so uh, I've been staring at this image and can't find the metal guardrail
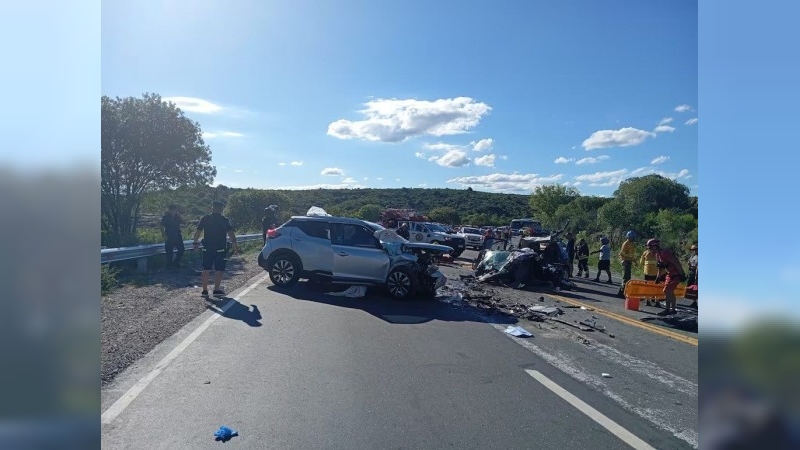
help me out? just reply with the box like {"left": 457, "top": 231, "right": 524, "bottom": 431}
{"left": 100, "top": 234, "right": 262, "bottom": 264}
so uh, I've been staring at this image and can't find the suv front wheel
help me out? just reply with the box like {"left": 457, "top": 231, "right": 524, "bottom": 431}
{"left": 386, "top": 266, "right": 416, "bottom": 300}
{"left": 268, "top": 252, "right": 301, "bottom": 287}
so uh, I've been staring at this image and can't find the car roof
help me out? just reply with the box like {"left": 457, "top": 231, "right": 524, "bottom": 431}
{"left": 289, "top": 215, "right": 367, "bottom": 225}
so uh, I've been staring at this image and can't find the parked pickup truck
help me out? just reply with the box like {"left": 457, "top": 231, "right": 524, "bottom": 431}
{"left": 396, "top": 220, "right": 465, "bottom": 258}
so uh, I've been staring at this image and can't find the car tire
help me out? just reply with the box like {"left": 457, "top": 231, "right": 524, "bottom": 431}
{"left": 386, "top": 266, "right": 416, "bottom": 300}
{"left": 268, "top": 252, "right": 301, "bottom": 287}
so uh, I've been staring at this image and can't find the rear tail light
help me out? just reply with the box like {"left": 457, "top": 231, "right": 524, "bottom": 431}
{"left": 267, "top": 228, "right": 281, "bottom": 239}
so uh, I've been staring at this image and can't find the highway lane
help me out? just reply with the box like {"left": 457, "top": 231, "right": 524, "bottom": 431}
{"left": 102, "top": 270, "right": 695, "bottom": 449}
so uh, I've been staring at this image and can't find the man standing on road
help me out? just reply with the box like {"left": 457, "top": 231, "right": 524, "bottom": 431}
{"left": 592, "top": 237, "right": 613, "bottom": 284}
{"left": 565, "top": 232, "right": 576, "bottom": 278}
{"left": 262, "top": 205, "right": 277, "bottom": 244}
{"left": 193, "top": 200, "right": 238, "bottom": 298}
{"left": 648, "top": 238, "right": 687, "bottom": 316}
{"left": 160, "top": 204, "right": 184, "bottom": 269}
{"left": 617, "top": 231, "right": 637, "bottom": 297}
{"left": 576, "top": 238, "right": 590, "bottom": 278}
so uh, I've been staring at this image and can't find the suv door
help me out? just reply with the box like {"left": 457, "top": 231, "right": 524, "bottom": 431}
{"left": 331, "top": 222, "right": 390, "bottom": 283}
{"left": 291, "top": 219, "right": 333, "bottom": 274}
{"left": 410, "top": 222, "right": 427, "bottom": 242}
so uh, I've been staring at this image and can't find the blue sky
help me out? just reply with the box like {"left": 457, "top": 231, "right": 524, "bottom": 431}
{"left": 101, "top": 0, "right": 697, "bottom": 197}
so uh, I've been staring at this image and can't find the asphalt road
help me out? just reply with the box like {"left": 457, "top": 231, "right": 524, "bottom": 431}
{"left": 102, "top": 248, "right": 697, "bottom": 449}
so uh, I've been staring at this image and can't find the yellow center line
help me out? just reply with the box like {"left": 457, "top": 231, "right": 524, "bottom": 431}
{"left": 549, "top": 293, "right": 698, "bottom": 346}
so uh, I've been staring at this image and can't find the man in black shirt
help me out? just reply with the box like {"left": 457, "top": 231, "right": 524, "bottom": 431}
{"left": 262, "top": 205, "right": 277, "bottom": 244}
{"left": 160, "top": 204, "right": 184, "bottom": 269}
{"left": 193, "top": 200, "right": 238, "bottom": 297}
{"left": 565, "top": 232, "right": 576, "bottom": 278}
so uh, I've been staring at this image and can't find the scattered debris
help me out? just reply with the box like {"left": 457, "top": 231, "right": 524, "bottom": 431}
{"left": 529, "top": 305, "right": 562, "bottom": 316}
{"left": 203, "top": 381, "right": 211, "bottom": 385}
{"left": 214, "top": 426, "right": 239, "bottom": 442}
{"left": 326, "top": 285, "right": 367, "bottom": 298}
{"left": 549, "top": 318, "right": 593, "bottom": 331}
{"left": 504, "top": 325, "right": 533, "bottom": 337}
{"left": 602, "top": 373, "right": 612, "bottom": 378}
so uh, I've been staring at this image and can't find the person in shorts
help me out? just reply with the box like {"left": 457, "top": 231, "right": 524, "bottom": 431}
{"left": 193, "top": 200, "right": 238, "bottom": 297}
{"left": 592, "top": 237, "right": 613, "bottom": 284}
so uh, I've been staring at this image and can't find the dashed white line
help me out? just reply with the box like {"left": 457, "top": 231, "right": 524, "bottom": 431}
{"left": 101, "top": 273, "right": 270, "bottom": 425}
{"left": 526, "top": 370, "right": 656, "bottom": 450}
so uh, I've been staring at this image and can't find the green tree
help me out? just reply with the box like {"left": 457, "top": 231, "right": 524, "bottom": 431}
{"left": 613, "top": 175, "right": 691, "bottom": 227}
{"left": 529, "top": 184, "right": 581, "bottom": 227}
{"left": 427, "top": 206, "right": 460, "bottom": 225}
{"left": 101, "top": 93, "right": 216, "bottom": 246}
{"left": 225, "top": 190, "right": 291, "bottom": 231}
{"left": 553, "top": 196, "right": 610, "bottom": 234}
{"left": 356, "top": 204, "right": 382, "bottom": 222}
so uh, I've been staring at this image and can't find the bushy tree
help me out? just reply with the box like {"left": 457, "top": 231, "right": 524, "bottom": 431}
{"left": 101, "top": 93, "right": 215, "bottom": 246}
{"left": 529, "top": 185, "right": 581, "bottom": 227}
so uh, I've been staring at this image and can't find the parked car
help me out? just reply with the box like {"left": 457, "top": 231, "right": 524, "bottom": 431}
{"left": 258, "top": 215, "right": 452, "bottom": 299}
{"left": 394, "top": 220, "right": 466, "bottom": 258}
{"left": 509, "top": 218, "right": 546, "bottom": 237}
{"left": 457, "top": 226, "right": 484, "bottom": 250}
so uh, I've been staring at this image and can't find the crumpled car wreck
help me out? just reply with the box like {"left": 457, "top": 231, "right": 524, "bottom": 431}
{"left": 472, "top": 247, "right": 575, "bottom": 291}
{"left": 374, "top": 229, "right": 450, "bottom": 298}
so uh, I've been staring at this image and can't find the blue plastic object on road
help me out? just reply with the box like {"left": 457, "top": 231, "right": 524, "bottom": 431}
{"left": 214, "top": 425, "right": 238, "bottom": 442}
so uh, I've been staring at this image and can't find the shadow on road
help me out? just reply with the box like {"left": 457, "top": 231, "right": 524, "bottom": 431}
{"left": 206, "top": 298, "right": 262, "bottom": 327}
{"left": 267, "top": 282, "right": 517, "bottom": 326}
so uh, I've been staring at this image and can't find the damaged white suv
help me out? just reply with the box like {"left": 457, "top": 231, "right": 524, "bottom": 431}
{"left": 258, "top": 214, "right": 452, "bottom": 299}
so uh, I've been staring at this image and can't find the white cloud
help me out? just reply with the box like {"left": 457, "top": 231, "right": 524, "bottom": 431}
{"left": 499, "top": 155, "right": 508, "bottom": 160}
{"left": 471, "top": 138, "right": 494, "bottom": 151}
{"left": 321, "top": 167, "right": 344, "bottom": 176}
{"left": 202, "top": 131, "right": 244, "bottom": 139}
{"left": 395, "top": 178, "right": 401, "bottom": 182}
{"left": 418, "top": 183, "right": 428, "bottom": 187}
{"left": 415, "top": 152, "right": 427, "bottom": 159}
{"left": 674, "top": 104, "right": 693, "bottom": 112}
{"left": 342, "top": 177, "right": 357, "bottom": 184}
{"left": 233, "top": 169, "right": 243, "bottom": 173}
{"left": 327, "top": 97, "right": 491, "bottom": 142}
{"left": 290, "top": 161, "right": 303, "bottom": 166}
{"left": 685, "top": 118, "right": 698, "bottom": 126}
{"left": 575, "top": 155, "right": 610, "bottom": 165}
{"left": 376, "top": 177, "right": 384, "bottom": 181}
{"left": 653, "top": 125, "right": 676, "bottom": 134}
{"left": 164, "top": 96, "right": 224, "bottom": 114}
{"left": 651, "top": 155, "right": 670, "bottom": 165}
{"left": 363, "top": 177, "right": 369, "bottom": 181}
{"left": 423, "top": 142, "right": 463, "bottom": 152}
{"left": 554, "top": 157, "right": 574, "bottom": 164}
{"left": 432, "top": 150, "right": 471, "bottom": 168}
{"left": 658, "top": 117, "right": 673, "bottom": 126}
{"left": 574, "top": 169, "right": 629, "bottom": 186}
{"left": 447, "top": 172, "right": 564, "bottom": 193}
{"left": 278, "top": 162, "right": 286, "bottom": 166}
{"left": 474, "top": 154, "right": 496, "bottom": 167}
{"left": 582, "top": 127, "right": 655, "bottom": 150}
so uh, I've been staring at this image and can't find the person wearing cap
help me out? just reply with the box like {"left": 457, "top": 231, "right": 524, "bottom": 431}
{"left": 193, "top": 200, "right": 237, "bottom": 298}
{"left": 262, "top": 205, "right": 278, "bottom": 244}
{"left": 565, "top": 232, "right": 576, "bottom": 278}
{"left": 617, "top": 231, "right": 638, "bottom": 297}
{"left": 640, "top": 244, "right": 664, "bottom": 307}
{"left": 591, "top": 237, "right": 613, "bottom": 284}
{"left": 647, "top": 238, "right": 687, "bottom": 316}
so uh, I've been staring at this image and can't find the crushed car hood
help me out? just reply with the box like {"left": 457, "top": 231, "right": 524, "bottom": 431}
{"left": 403, "top": 242, "right": 453, "bottom": 253}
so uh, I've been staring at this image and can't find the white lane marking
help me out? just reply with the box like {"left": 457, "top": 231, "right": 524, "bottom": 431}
{"left": 101, "top": 273, "right": 270, "bottom": 425}
{"left": 489, "top": 323, "right": 698, "bottom": 448}
{"left": 526, "top": 370, "right": 656, "bottom": 450}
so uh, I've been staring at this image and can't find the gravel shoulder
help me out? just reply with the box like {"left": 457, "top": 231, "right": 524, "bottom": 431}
{"left": 101, "top": 249, "right": 265, "bottom": 385}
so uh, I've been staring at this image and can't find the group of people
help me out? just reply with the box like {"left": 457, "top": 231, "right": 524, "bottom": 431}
{"left": 562, "top": 231, "right": 698, "bottom": 314}
{"left": 160, "top": 201, "right": 239, "bottom": 298}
